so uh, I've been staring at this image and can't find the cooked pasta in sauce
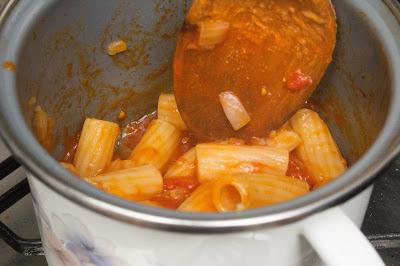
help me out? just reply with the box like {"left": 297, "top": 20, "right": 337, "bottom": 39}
{"left": 51, "top": 93, "right": 347, "bottom": 212}
{"left": 29, "top": 1, "right": 343, "bottom": 213}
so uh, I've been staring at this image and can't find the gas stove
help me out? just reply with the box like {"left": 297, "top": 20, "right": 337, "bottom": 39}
{"left": 0, "top": 139, "right": 399, "bottom": 265}
{"left": 0, "top": 140, "right": 45, "bottom": 265}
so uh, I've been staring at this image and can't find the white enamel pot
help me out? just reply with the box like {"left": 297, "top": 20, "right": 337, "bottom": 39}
{"left": 0, "top": 0, "right": 400, "bottom": 265}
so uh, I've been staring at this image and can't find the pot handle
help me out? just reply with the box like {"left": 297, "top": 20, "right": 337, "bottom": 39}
{"left": 301, "top": 207, "right": 384, "bottom": 266}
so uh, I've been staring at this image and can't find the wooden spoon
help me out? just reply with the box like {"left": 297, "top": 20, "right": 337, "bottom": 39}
{"left": 174, "top": 0, "right": 337, "bottom": 141}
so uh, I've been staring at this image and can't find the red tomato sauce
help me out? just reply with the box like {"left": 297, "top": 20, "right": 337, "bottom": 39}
{"left": 286, "top": 152, "right": 315, "bottom": 188}
{"left": 151, "top": 177, "right": 199, "bottom": 209}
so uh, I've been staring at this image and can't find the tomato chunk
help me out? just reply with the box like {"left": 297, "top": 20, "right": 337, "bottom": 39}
{"left": 151, "top": 177, "right": 199, "bottom": 209}
{"left": 286, "top": 70, "right": 313, "bottom": 90}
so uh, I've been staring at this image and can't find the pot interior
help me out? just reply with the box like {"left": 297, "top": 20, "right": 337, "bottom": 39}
{"left": 15, "top": 0, "right": 391, "bottom": 165}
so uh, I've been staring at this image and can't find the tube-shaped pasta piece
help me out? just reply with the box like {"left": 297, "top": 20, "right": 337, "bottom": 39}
{"left": 213, "top": 174, "right": 309, "bottom": 210}
{"left": 178, "top": 182, "right": 217, "bottom": 212}
{"left": 74, "top": 118, "right": 120, "bottom": 177}
{"left": 196, "top": 143, "right": 289, "bottom": 183}
{"left": 60, "top": 162, "right": 78, "bottom": 175}
{"left": 164, "top": 148, "right": 196, "bottom": 179}
{"left": 212, "top": 177, "right": 250, "bottom": 212}
{"left": 129, "top": 119, "right": 181, "bottom": 170}
{"left": 290, "top": 109, "right": 347, "bottom": 187}
{"left": 243, "top": 173, "right": 309, "bottom": 208}
{"left": 33, "top": 105, "right": 54, "bottom": 151}
{"left": 266, "top": 126, "right": 301, "bottom": 152}
{"left": 106, "top": 159, "right": 137, "bottom": 172}
{"left": 87, "top": 165, "right": 163, "bottom": 201}
{"left": 158, "top": 94, "right": 187, "bottom": 130}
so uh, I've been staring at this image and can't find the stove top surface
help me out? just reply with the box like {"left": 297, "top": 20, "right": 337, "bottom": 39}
{"left": 362, "top": 156, "right": 400, "bottom": 265}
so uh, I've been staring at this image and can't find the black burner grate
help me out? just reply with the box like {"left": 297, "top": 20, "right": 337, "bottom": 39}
{"left": 0, "top": 157, "right": 43, "bottom": 256}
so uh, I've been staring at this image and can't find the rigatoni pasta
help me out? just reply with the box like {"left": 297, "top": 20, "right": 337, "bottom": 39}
{"left": 212, "top": 177, "right": 249, "bottom": 212}
{"left": 266, "top": 126, "right": 301, "bottom": 152}
{"left": 106, "top": 159, "right": 137, "bottom": 172}
{"left": 33, "top": 105, "right": 54, "bottom": 152}
{"left": 87, "top": 165, "right": 163, "bottom": 201}
{"left": 196, "top": 143, "right": 289, "bottom": 183}
{"left": 129, "top": 119, "right": 181, "bottom": 170}
{"left": 74, "top": 118, "right": 120, "bottom": 177}
{"left": 229, "top": 174, "right": 310, "bottom": 208}
{"left": 157, "top": 93, "right": 187, "bottom": 130}
{"left": 54, "top": 86, "right": 346, "bottom": 213}
{"left": 212, "top": 174, "right": 309, "bottom": 211}
{"left": 290, "top": 109, "right": 347, "bottom": 187}
{"left": 164, "top": 148, "right": 196, "bottom": 179}
{"left": 178, "top": 182, "right": 217, "bottom": 212}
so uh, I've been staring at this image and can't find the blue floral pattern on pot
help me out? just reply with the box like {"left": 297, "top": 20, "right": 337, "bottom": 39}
{"left": 32, "top": 199, "right": 129, "bottom": 266}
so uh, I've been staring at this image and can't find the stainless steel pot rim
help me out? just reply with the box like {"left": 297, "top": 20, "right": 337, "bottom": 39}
{"left": 0, "top": 0, "right": 399, "bottom": 233}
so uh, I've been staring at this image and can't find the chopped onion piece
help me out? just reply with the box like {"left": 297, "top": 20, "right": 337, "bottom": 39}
{"left": 199, "top": 21, "right": 230, "bottom": 47}
{"left": 107, "top": 40, "right": 128, "bottom": 56}
{"left": 219, "top": 91, "right": 251, "bottom": 131}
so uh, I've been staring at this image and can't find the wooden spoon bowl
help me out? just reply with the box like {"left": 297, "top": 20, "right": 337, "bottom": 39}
{"left": 174, "top": 0, "right": 337, "bottom": 141}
